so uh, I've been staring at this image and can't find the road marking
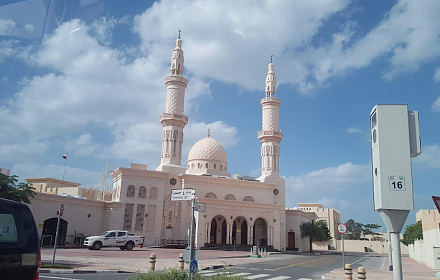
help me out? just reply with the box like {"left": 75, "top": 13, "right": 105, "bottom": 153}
{"left": 231, "top": 272, "right": 251, "bottom": 277}
{"left": 40, "top": 276, "right": 84, "bottom": 280}
{"left": 274, "top": 256, "right": 332, "bottom": 271}
{"left": 297, "top": 278, "right": 312, "bottom": 280}
{"left": 264, "top": 268, "right": 275, "bottom": 271}
{"left": 200, "top": 271, "right": 232, "bottom": 276}
{"left": 247, "top": 274, "right": 271, "bottom": 279}
{"left": 249, "top": 267, "right": 260, "bottom": 270}
{"left": 267, "top": 276, "right": 291, "bottom": 280}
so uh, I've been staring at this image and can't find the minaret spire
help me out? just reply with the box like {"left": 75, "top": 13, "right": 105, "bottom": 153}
{"left": 157, "top": 31, "right": 188, "bottom": 171}
{"left": 170, "top": 29, "right": 184, "bottom": 76}
{"left": 258, "top": 56, "right": 283, "bottom": 178}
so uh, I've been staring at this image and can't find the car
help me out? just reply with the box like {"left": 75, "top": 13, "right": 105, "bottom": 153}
{"left": 0, "top": 198, "right": 41, "bottom": 280}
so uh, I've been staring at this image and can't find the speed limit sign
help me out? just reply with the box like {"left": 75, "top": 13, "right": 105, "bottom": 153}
{"left": 337, "top": 223, "right": 347, "bottom": 234}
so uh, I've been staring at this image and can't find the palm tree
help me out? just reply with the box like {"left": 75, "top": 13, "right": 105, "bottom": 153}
{"left": 0, "top": 173, "right": 36, "bottom": 204}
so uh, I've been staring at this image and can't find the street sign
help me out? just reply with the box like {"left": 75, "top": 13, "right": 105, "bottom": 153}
{"left": 60, "top": 204, "right": 64, "bottom": 216}
{"left": 337, "top": 223, "right": 347, "bottom": 234}
{"left": 195, "top": 202, "right": 206, "bottom": 213}
{"left": 433, "top": 196, "right": 440, "bottom": 214}
{"left": 183, "top": 246, "right": 199, "bottom": 262}
{"left": 171, "top": 189, "right": 194, "bottom": 201}
{"left": 190, "top": 259, "right": 198, "bottom": 273}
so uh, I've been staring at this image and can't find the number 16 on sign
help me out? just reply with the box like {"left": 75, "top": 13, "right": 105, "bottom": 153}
{"left": 388, "top": 176, "right": 405, "bottom": 191}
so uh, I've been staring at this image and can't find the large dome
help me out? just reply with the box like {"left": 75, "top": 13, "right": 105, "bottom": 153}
{"left": 186, "top": 137, "right": 229, "bottom": 177}
{"left": 188, "top": 137, "right": 227, "bottom": 163}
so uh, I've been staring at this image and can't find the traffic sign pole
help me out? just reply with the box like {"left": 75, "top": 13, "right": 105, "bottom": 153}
{"left": 337, "top": 223, "right": 347, "bottom": 269}
{"left": 189, "top": 190, "right": 196, "bottom": 277}
{"left": 52, "top": 203, "right": 64, "bottom": 264}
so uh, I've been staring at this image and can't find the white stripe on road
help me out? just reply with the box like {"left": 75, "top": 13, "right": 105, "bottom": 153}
{"left": 231, "top": 272, "right": 251, "bottom": 277}
{"left": 200, "top": 271, "right": 232, "bottom": 277}
{"left": 247, "top": 273, "right": 271, "bottom": 279}
{"left": 249, "top": 267, "right": 260, "bottom": 270}
{"left": 267, "top": 276, "right": 291, "bottom": 280}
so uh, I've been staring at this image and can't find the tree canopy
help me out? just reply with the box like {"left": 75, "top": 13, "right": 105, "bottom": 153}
{"left": 344, "top": 219, "right": 381, "bottom": 240}
{"left": 300, "top": 220, "right": 332, "bottom": 252}
{"left": 0, "top": 173, "right": 36, "bottom": 204}
{"left": 401, "top": 220, "right": 423, "bottom": 246}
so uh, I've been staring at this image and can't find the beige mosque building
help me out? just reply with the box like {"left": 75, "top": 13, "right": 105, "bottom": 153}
{"left": 25, "top": 35, "right": 340, "bottom": 252}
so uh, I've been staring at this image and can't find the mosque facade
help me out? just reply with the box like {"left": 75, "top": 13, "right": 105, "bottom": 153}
{"left": 110, "top": 35, "right": 286, "bottom": 250}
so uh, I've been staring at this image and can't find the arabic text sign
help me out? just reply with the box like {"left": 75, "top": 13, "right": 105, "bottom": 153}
{"left": 171, "top": 189, "right": 194, "bottom": 201}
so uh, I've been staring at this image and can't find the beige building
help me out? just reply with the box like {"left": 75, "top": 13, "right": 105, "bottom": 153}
{"left": 297, "top": 203, "right": 341, "bottom": 243}
{"left": 409, "top": 209, "right": 440, "bottom": 269}
{"left": 24, "top": 35, "right": 338, "bottom": 252}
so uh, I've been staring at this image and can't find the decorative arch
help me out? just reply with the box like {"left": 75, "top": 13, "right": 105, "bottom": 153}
{"left": 127, "top": 185, "right": 135, "bottom": 197}
{"left": 138, "top": 186, "right": 146, "bottom": 198}
{"left": 224, "top": 194, "right": 236, "bottom": 201}
{"left": 253, "top": 218, "right": 268, "bottom": 246}
{"left": 243, "top": 196, "right": 254, "bottom": 202}
{"left": 210, "top": 215, "right": 227, "bottom": 244}
{"left": 205, "top": 192, "right": 217, "bottom": 199}
{"left": 149, "top": 187, "right": 158, "bottom": 199}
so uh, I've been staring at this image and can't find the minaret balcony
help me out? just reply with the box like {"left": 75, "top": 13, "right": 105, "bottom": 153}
{"left": 258, "top": 130, "right": 283, "bottom": 142}
{"left": 160, "top": 112, "right": 188, "bottom": 126}
{"left": 261, "top": 97, "right": 281, "bottom": 106}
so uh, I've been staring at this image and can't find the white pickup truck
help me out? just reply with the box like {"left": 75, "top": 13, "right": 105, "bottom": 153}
{"left": 84, "top": 230, "right": 143, "bottom": 250}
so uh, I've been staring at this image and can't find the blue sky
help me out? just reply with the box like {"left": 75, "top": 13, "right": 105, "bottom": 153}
{"left": 1, "top": 0, "right": 440, "bottom": 229}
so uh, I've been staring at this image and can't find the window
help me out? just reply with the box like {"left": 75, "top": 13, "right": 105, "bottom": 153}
{"left": 205, "top": 192, "right": 217, "bottom": 199}
{"left": 224, "top": 194, "right": 236, "bottom": 200}
{"left": 127, "top": 185, "right": 135, "bottom": 197}
{"left": 243, "top": 196, "right": 254, "bottom": 202}
{"left": 138, "top": 186, "right": 146, "bottom": 198}
{"left": 149, "top": 187, "right": 158, "bottom": 199}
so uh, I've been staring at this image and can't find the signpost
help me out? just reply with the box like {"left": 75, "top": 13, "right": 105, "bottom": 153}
{"left": 338, "top": 223, "right": 347, "bottom": 269}
{"left": 52, "top": 203, "right": 64, "bottom": 264}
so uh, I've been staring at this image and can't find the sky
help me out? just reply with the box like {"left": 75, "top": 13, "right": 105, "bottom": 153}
{"left": 1, "top": 0, "right": 440, "bottom": 230}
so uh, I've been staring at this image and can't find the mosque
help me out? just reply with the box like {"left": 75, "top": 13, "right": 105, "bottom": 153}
{"left": 25, "top": 35, "right": 340, "bottom": 252}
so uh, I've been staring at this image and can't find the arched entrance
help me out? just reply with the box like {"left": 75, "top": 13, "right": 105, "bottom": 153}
{"left": 253, "top": 218, "right": 267, "bottom": 246}
{"left": 232, "top": 217, "right": 248, "bottom": 245}
{"left": 41, "top": 218, "right": 68, "bottom": 246}
{"left": 210, "top": 215, "right": 226, "bottom": 244}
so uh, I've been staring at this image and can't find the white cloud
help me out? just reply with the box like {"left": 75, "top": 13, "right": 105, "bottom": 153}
{"left": 413, "top": 144, "right": 440, "bottom": 169}
{"left": 11, "top": 163, "right": 102, "bottom": 188}
{"left": 131, "top": 0, "right": 440, "bottom": 94}
{"left": 434, "top": 67, "right": 440, "bottom": 82}
{"left": 347, "top": 127, "right": 364, "bottom": 134}
{"left": 433, "top": 97, "right": 440, "bottom": 112}
{"left": 285, "top": 162, "right": 371, "bottom": 203}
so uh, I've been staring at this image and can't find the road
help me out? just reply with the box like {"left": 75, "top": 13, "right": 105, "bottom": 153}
{"left": 40, "top": 252, "right": 385, "bottom": 280}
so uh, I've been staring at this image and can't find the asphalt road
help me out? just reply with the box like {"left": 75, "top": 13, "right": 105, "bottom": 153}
{"left": 40, "top": 252, "right": 385, "bottom": 280}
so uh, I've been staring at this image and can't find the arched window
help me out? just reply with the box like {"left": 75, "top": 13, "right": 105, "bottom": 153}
{"left": 206, "top": 163, "right": 209, "bottom": 168}
{"left": 126, "top": 185, "right": 135, "bottom": 197}
{"left": 224, "top": 194, "right": 236, "bottom": 201}
{"left": 149, "top": 187, "right": 158, "bottom": 199}
{"left": 205, "top": 192, "right": 217, "bottom": 199}
{"left": 243, "top": 196, "right": 254, "bottom": 202}
{"left": 138, "top": 186, "right": 146, "bottom": 198}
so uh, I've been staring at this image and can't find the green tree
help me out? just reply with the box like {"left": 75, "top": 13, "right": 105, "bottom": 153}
{"left": 345, "top": 219, "right": 363, "bottom": 240}
{"left": 362, "top": 223, "right": 382, "bottom": 239}
{"left": 0, "top": 173, "right": 36, "bottom": 204}
{"left": 401, "top": 220, "right": 423, "bottom": 246}
{"left": 300, "top": 220, "right": 332, "bottom": 252}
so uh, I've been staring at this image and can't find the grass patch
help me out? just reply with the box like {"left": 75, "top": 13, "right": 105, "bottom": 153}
{"left": 128, "top": 268, "right": 248, "bottom": 280}
{"left": 41, "top": 263, "right": 73, "bottom": 269}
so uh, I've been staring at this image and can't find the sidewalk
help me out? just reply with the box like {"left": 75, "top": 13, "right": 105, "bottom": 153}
{"left": 41, "top": 247, "right": 274, "bottom": 273}
{"left": 323, "top": 255, "right": 437, "bottom": 280}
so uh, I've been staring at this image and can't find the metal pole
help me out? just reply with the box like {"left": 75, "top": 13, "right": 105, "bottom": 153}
{"left": 342, "top": 233, "right": 345, "bottom": 269}
{"left": 390, "top": 232, "right": 403, "bottom": 280}
{"left": 388, "top": 232, "right": 393, "bottom": 271}
{"left": 189, "top": 190, "right": 195, "bottom": 266}
{"left": 52, "top": 206, "right": 61, "bottom": 264}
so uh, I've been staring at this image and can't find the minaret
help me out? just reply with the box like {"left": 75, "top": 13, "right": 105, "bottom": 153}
{"left": 258, "top": 56, "right": 283, "bottom": 178}
{"left": 157, "top": 31, "right": 188, "bottom": 171}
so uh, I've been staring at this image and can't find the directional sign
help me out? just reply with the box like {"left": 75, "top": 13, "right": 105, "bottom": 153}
{"left": 171, "top": 189, "right": 194, "bottom": 201}
{"left": 337, "top": 223, "right": 347, "bottom": 234}
{"left": 195, "top": 202, "right": 206, "bottom": 213}
{"left": 190, "top": 260, "right": 198, "bottom": 273}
